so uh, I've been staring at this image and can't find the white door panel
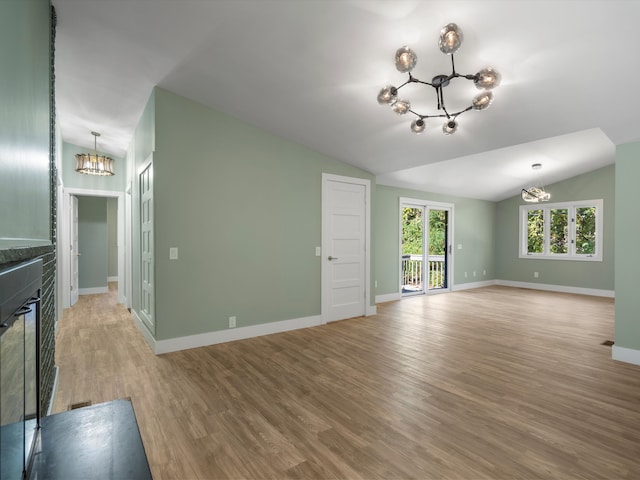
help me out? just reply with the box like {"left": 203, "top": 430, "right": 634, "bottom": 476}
{"left": 322, "top": 177, "right": 368, "bottom": 322}
{"left": 139, "top": 161, "right": 154, "bottom": 330}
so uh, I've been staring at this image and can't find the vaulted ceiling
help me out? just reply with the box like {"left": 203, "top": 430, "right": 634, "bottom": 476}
{"left": 53, "top": 0, "right": 637, "bottom": 201}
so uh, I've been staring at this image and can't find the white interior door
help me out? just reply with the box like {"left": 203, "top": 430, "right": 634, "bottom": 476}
{"left": 322, "top": 176, "right": 367, "bottom": 322}
{"left": 139, "top": 161, "right": 154, "bottom": 329}
{"left": 70, "top": 195, "right": 79, "bottom": 306}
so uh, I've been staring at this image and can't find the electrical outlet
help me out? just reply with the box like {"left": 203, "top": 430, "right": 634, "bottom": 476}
{"left": 229, "top": 316, "right": 236, "bottom": 328}
{"left": 473, "top": 271, "right": 476, "bottom": 277}
{"left": 169, "top": 247, "right": 178, "bottom": 260}
{"left": 464, "top": 272, "right": 468, "bottom": 278}
{"left": 374, "top": 280, "right": 378, "bottom": 288}
{"left": 483, "top": 270, "right": 486, "bottom": 276}
{"left": 534, "top": 272, "right": 539, "bottom": 278}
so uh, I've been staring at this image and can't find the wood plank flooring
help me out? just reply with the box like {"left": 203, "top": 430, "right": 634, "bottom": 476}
{"left": 52, "top": 284, "right": 640, "bottom": 479}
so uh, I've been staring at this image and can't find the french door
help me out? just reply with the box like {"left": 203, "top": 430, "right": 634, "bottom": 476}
{"left": 400, "top": 199, "right": 453, "bottom": 296}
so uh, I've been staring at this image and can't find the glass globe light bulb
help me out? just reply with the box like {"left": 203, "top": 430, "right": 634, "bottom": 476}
{"left": 472, "top": 91, "right": 494, "bottom": 110}
{"left": 377, "top": 85, "right": 398, "bottom": 105}
{"left": 411, "top": 118, "right": 426, "bottom": 134}
{"left": 442, "top": 119, "right": 458, "bottom": 135}
{"left": 395, "top": 46, "right": 417, "bottom": 73}
{"left": 391, "top": 99, "right": 410, "bottom": 115}
{"left": 439, "top": 23, "right": 463, "bottom": 54}
{"left": 474, "top": 67, "right": 501, "bottom": 90}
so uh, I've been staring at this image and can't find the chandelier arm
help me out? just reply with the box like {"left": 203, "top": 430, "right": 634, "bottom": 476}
{"left": 450, "top": 106, "right": 473, "bottom": 118}
{"left": 450, "top": 54, "right": 457, "bottom": 75}
{"left": 412, "top": 78, "right": 434, "bottom": 87}
{"left": 436, "top": 86, "right": 444, "bottom": 111}
{"left": 412, "top": 112, "right": 450, "bottom": 119}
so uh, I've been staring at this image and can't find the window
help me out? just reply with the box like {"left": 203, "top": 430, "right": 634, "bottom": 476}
{"left": 519, "top": 199, "right": 603, "bottom": 261}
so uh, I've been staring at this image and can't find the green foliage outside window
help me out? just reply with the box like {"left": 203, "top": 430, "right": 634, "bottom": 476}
{"left": 549, "top": 209, "right": 568, "bottom": 254}
{"left": 525, "top": 204, "right": 598, "bottom": 256}
{"left": 527, "top": 210, "right": 544, "bottom": 253}
{"left": 402, "top": 207, "right": 423, "bottom": 255}
{"left": 401, "top": 208, "right": 447, "bottom": 255}
{"left": 576, "top": 207, "right": 596, "bottom": 254}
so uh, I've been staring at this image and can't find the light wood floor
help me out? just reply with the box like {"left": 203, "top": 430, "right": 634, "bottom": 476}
{"left": 52, "top": 285, "right": 640, "bottom": 479}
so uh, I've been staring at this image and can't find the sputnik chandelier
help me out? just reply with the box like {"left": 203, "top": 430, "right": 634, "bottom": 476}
{"left": 377, "top": 23, "right": 501, "bottom": 135}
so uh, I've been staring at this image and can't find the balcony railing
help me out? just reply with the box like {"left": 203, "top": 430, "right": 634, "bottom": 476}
{"left": 402, "top": 254, "right": 446, "bottom": 291}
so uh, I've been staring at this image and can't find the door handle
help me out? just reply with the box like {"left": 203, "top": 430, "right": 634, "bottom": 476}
{"left": 328, "top": 256, "right": 339, "bottom": 261}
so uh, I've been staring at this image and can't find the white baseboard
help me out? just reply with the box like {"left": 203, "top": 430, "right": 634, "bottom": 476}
{"left": 452, "top": 280, "right": 498, "bottom": 291}
{"left": 366, "top": 305, "right": 377, "bottom": 316}
{"left": 79, "top": 286, "right": 108, "bottom": 295}
{"left": 375, "top": 292, "right": 401, "bottom": 304}
{"left": 612, "top": 346, "right": 640, "bottom": 366}
{"left": 108, "top": 276, "right": 118, "bottom": 282}
{"left": 131, "top": 309, "right": 157, "bottom": 351}
{"left": 495, "top": 280, "right": 614, "bottom": 298}
{"left": 154, "top": 315, "right": 323, "bottom": 355}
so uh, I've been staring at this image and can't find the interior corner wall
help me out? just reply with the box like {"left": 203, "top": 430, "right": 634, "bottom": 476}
{"left": 495, "top": 165, "right": 615, "bottom": 291}
{"left": 374, "top": 185, "right": 497, "bottom": 297}
{"left": 150, "top": 87, "right": 374, "bottom": 342}
{"left": 615, "top": 142, "right": 640, "bottom": 351}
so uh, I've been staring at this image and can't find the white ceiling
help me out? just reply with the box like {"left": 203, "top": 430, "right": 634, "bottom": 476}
{"left": 52, "top": 0, "right": 638, "bottom": 201}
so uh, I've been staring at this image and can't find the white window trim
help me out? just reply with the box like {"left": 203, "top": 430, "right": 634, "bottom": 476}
{"left": 519, "top": 199, "right": 603, "bottom": 262}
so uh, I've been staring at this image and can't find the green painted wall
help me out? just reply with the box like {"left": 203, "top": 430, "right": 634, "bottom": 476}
{"left": 150, "top": 87, "right": 374, "bottom": 341}
{"left": 615, "top": 143, "right": 640, "bottom": 350}
{"left": 78, "top": 196, "right": 108, "bottom": 289}
{"left": 0, "top": 0, "right": 51, "bottom": 248}
{"left": 107, "top": 198, "right": 118, "bottom": 277}
{"left": 61, "top": 141, "right": 126, "bottom": 192}
{"left": 374, "top": 185, "right": 496, "bottom": 296}
{"left": 495, "top": 165, "right": 614, "bottom": 291}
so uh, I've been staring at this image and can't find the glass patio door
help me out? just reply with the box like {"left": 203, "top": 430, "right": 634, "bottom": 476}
{"left": 426, "top": 207, "right": 449, "bottom": 291}
{"left": 401, "top": 200, "right": 452, "bottom": 296}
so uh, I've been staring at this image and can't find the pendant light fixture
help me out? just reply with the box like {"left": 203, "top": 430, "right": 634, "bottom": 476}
{"left": 521, "top": 163, "right": 550, "bottom": 202}
{"left": 75, "top": 131, "right": 115, "bottom": 176}
{"left": 377, "top": 23, "right": 501, "bottom": 136}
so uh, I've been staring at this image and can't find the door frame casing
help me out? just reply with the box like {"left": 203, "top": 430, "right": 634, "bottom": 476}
{"left": 60, "top": 188, "right": 126, "bottom": 308}
{"left": 321, "top": 173, "right": 373, "bottom": 324}
{"left": 399, "top": 197, "right": 454, "bottom": 295}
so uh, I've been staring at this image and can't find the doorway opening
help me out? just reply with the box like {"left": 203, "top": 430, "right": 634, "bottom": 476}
{"left": 60, "top": 188, "right": 126, "bottom": 310}
{"left": 400, "top": 199, "right": 453, "bottom": 296}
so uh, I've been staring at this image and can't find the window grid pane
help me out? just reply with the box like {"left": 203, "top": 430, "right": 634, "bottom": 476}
{"left": 576, "top": 206, "right": 597, "bottom": 254}
{"left": 527, "top": 210, "right": 544, "bottom": 254}
{"left": 549, "top": 208, "right": 568, "bottom": 254}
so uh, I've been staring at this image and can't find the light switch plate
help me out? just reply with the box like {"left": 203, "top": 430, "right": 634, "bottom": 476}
{"left": 169, "top": 247, "right": 178, "bottom": 260}
{"left": 315, "top": 247, "right": 321, "bottom": 256}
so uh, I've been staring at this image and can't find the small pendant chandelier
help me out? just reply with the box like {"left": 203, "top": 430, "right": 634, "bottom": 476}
{"left": 75, "top": 131, "right": 115, "bottom": 176}
{"left": 521, "top": 163, "right": 550, "bottom": 202}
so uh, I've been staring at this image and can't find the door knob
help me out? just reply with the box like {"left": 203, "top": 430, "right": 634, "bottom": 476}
{"left": 328, "top": 256, "right": 339, "bottom": 261}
